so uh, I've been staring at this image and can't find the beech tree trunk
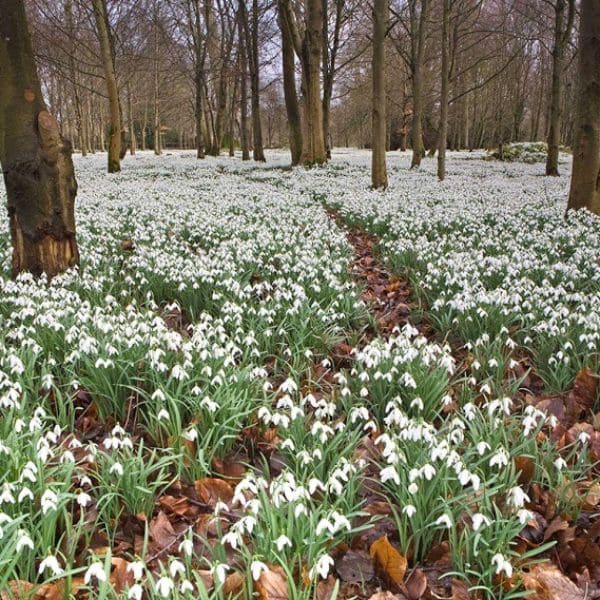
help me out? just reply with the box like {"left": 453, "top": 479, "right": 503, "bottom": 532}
{"left": 371, "top": 0, "right": 388, "bottom": 189}
{"left": 546, "top": 0, "right": 575, "bottom": 176}
{"left": 238, "top": 0, "right": 251, "bottom": 160}
{"left": 437, "top": 0, "right": 449, "bottom": 180}
{"left": 92, "top": 0, "right": 121, "bottom": 172}
{"left": 278, "top": 1, "right": 303, "bottom": 165}
{"left": 0, "top": 0, "right": 79, "bottom": 278}
{"left": 409, "top": 0, "right": 429, "bottom": 169}
{"left": 567, "top": 0, "right": 600, "bottom": 214}
{"left": 127, "top": 83, "right": 136, "bottom": 155}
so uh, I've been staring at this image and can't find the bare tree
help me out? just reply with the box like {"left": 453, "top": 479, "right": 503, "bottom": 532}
{"left": 0, "top": 0, "right": 79, "bottom": 277}
{"left": 371, "top": 0, "right": 388, "bottom": 188}
{"left": 567, "top": 0, "right": 600, "bottom": 214}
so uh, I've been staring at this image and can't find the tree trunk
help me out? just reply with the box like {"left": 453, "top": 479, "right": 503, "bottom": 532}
{"left": 304, "top": 0, "right": 326, "bottom": 165}
{"left": 371, "top": 0, "right": 388, "bottom": 189}
{"left": 546, "top": 0, "right": 570, "bottom": 176}
{"left": 278, "top": 1, "right": 303, "bottom": 165}
{"left": 153, "top": 16, "right": 162, "bottom": 156}
{"left": 437, "top": 0, "right": 449, "bottom": 180}
{"left": 92, "top": 0, "right": 121, "bottom": 172}
{"left": 238, "top": 0, "right": 250, "bottom": 160}
{"left": 245, "top": 0, "right": 266, "bottom": 161}
{"left": 409, "top": 0, "right": 429, "bottom": 169}
{"left": 0, "top": 0, "right": 79, "bottom": 278}
{"left": 567, "top": 0, "right": 600, "bottom": 214}
{"left": 127, "top": 83, "right": 136, "bottom": 155}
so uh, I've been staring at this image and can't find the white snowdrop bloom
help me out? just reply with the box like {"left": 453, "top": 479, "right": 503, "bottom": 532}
{"left": 471, "top": 513, "right": 491, "bottom": 531}
{"left": 157, "top": 576, "right": 175, "bottom": 597}
{"left": 476, "top": 441, "right": 490, "bottom": 455}
{"left": 380, "top": 466, "right": 400, "bottom": 485}
{"left": 508, "top": 486, "right": 530, "bottom": 509}
{"left": 110, "top": 462, "right": 124, "bottom": 476}
{"left": 294, "top": 503, "right": 308, "bottom": 518}
{"left": 554, "top": 457, "right": 568, "bottom": 471}
{"left": 402, "top": 505, "right": 416, "bottom": 518}
{"left": 578, "top": 431, "right": 591, "bottom": 444}
{"left": 221, "top": 530, "right": 241, "bottom": 549}
{"left": 38, "top": 555, "right": 64, "bottom": 576}
{"left": 128, "top": 584, "right": 143, "bottom": 600}
{"left": 309, "top": 554, "right": 335, "bottom": 580}
{"left": 435, "top": 514, "right": 453, "bottom": 529}
{"left": 420, "top": 464, "right": 436, "bottom": 480}
{"left": 16, "top": 530, "right": 34, "bottom": 552}
{"left": 408, "top": 482, "right": 419, "bottom": 495}
{"left": 489, "top": 448, "right": 509, "bottom": 470}
{"left": 251, "top": 561, "right": 269, "bottom": 581}
{"left": 84, "top": 562, "right": 107, "bottom": 584}
{"left": 41, "top": 489, "right": 58, "bottom": 514}
{"left": 157, "top": 408, "right": 170, "bottom": 421}
{"left": 274, "top": 535, "right": 292, "bottom": 552}
{"left": 491, "top": 554, "right": 513, "bottom": 578}
{"left": 180, "top": 580, "right": 194, "bottom": 593}
{"left": 127, "top": 561, "right": 145, "bottom": 580}
{"left": 211, "top": 562, "right": 230, "bottom": 585}
{"left": 179, "top": 538, "right": 194, "bottom": 556}
{"left": 77, "top": 492, "right": 92, "bottom": 507}
{"left": 169, "top": 559, "right": 186, "bottom": 578}
{"left": 183, "top": 428, "right": 198, "bottom": 442}
{"left": 18, "top": 487, "right": 34, "bottom": 502}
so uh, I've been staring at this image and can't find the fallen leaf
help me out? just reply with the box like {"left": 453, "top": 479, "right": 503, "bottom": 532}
{"left": 451, "top": 578, "right": 472, "bottom": 600}
{"left": 158, "top": 494, "right": 198, "bottom": 517}
{"left": 194, "top": 478, "right": 234, "bottom": 506}
{"left": 255, "top": 565, "right": 288, "bottom": 600}
{"left": 405, "top": 568, "right": 427, "bottom": 600}
{"left": 2, "top": 581, "right": 34, "bottom": 600}
{"left": 335, "top": 550, "right": 374, "bottom": 583}
{"left": 223, "top": 571, "right": 245, "bottom": 598}
{"left": 568, "top": 368, "right": 599, "bottom": 413}
{"left": 515, "top": 456, "right": 535, "bottom": 485}
{"left": 369, "top": 535, "right": 407, "bottom": 588}
{"left": 367, "top": 593, "right": 397, "bottom": 600}
{"left": 316, "top": 576, "right": 337, "bottom": 600}
{"left": 149, "top": 510, "right": 178, "bottom": 553}
{"left": 523, "top": 564, "right": 584, "bottom": 599}
{"left": 110, "top": 557, "right": 135, "bottom": 592}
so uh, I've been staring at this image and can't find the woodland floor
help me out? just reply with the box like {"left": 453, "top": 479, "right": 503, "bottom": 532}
{"left": 0, "top": 149, "right": 599, "bottom": 600}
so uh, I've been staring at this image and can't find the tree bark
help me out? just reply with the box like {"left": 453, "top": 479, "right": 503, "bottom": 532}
{"left": 371, "top": 0, "right": 388, "bottom": 189}
{"left": 437, "top": 0, "right": 449, "bottom": 180}
{"left": 409, "top": 0, "right": 429, "bottom": 169}
{"left": 92, "top": 0, "right": 121, "bottom": 172}
{"left": 546, "top": 0, "right": 575, "bottom": 176}
{"left": 153, "top": 13, "right": 162, "bottom": 156}
{"left": 278, "top": 1, "right": 303, "bottom": 165}
{"left": 243, "top": 0, "right": 266, "bottom": 161}
{"left": 0, "top": 0, "right": 79, "bottom": 278}
{"left": 567, "top": 0, "right": 600, "bottom": 214}
{"left": 238, "top": 0, "right": 251, "bottom": 160}
{"left": 127, "top": 83, "right": 136, "bottom": 155}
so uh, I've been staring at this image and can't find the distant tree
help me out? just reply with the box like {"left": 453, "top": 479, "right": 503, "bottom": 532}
{"left": 0, "top": 0, "right": 79, "bottom": 277}
{"left": 546, "top": 0, "right": 575, "bottom": 176}
{"left": 279, "top": 0, "right": 327, "bottom": 165}
{"left": 92, "top": 0, "right": 122, "bottom": 172}
{"left": 371, "top": 0, "right": 388, "bottom": 189}
{"left": 567, "top": 0, "right": 600, "bottom": 214}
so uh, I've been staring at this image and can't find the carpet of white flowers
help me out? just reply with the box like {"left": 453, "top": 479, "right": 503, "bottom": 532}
{"left": 0, "top": 150, "right": 598, "bottom": 599}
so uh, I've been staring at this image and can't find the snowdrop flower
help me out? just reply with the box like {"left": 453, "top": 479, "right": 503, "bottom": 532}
{"left": 508, "top": 486, "right": 530, "bottom": 509}
{"left": 251, "top": 560, "right": 268, "bottom": 581}
{"left": 554, "top": 457, "right": 568, "bottom": 471}
{"left": 110, "top": 462, "right": 124, "bottom": 476}
{"left": 435, "top": 514, "right": 453, "bottom": 528}
{"left": 16, "top": 530, "right": 34, "bottom": 552}
{"left": 274, "top": 535, "right": 292, "bottom": 552}
{"left": 489, "top": 448, "right": 509, "bottom": 469}
{"left": 491, "top": 553, "right": 513, "bottom": 577}
{"left": 41, "top": 489, "right": 58, "bottom": 514}
{"left": 156, "top": 576, "right": 175, "bottom": 597}
{"left": 211, "top": 562, "right": 230, "bottom": 585}
{"left": 84, "top": 562, "right": 107, "bottom": 584}
{"left": 39, "top": 555, "right": 64, "bottom": 576}
{"left": 403, "top": 504, "right": 416, "bottom": 517}
{"left": 127, "top": 561, "right": 145, "bottom": 580}
{"left": 180, "top": 580, "right": 194, "bottom": 593}
{"left": 128, "top": 585, "right": 143, "bottom": 600}
{"left": 380, "top": 466, "right": 400, "bottom": 485}
{"left": 77, "top": 492, "right": 92, "bottom": 507}
{"left": 471, "top": 513, "right": 491, "bottom": 531}
{"left": 309, "top": 554, "right": 334, "bottom": 580}
{"left": 169, "top": 559, "right": 186, "bottom": 578}
{"left": 157, "top": 409, "right": 170, "bottom": 421}
{"left": 179, "top": 538, "right": 194, "bottom": 556}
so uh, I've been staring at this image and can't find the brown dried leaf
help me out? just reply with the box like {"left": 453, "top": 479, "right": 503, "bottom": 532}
{"left": 2, "top": 581, "right": 35, "bottom": 600}
{"left": 110, "top": 557, "right": 135, "bottom": 593}
{"left": 515, "top": 455, "right": 535, "bottom": 485}
{"left": 255, "top": 565, "right": 288, "bottom": 600}
{"left": 335, "top": 550, "right": 374, "bottom": 583}
{"left": 451, "top": 578, "right": 472, "bottom": 600}
{"left": 522, "top": 564, "right": 584, "bottom": 599}
{"left": 316, "top": 576, "right": 337, "bottom": 600}
{"left": 405, "top": 568, "right": 427, "bottom": 600}
{"left": 369, "top": 535, "right": 407, "bottom": 588}
{"left": 568, "top": 368, "right": 599, "bottom": 413}
{"left": 149, "top": 510, "right": 178, "bottom": 551}
{"left": 223, "top": 571, "right": 245, "bottom": 598}
{"left": 194, "top": 478, "right": 234, "bottom": 506}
